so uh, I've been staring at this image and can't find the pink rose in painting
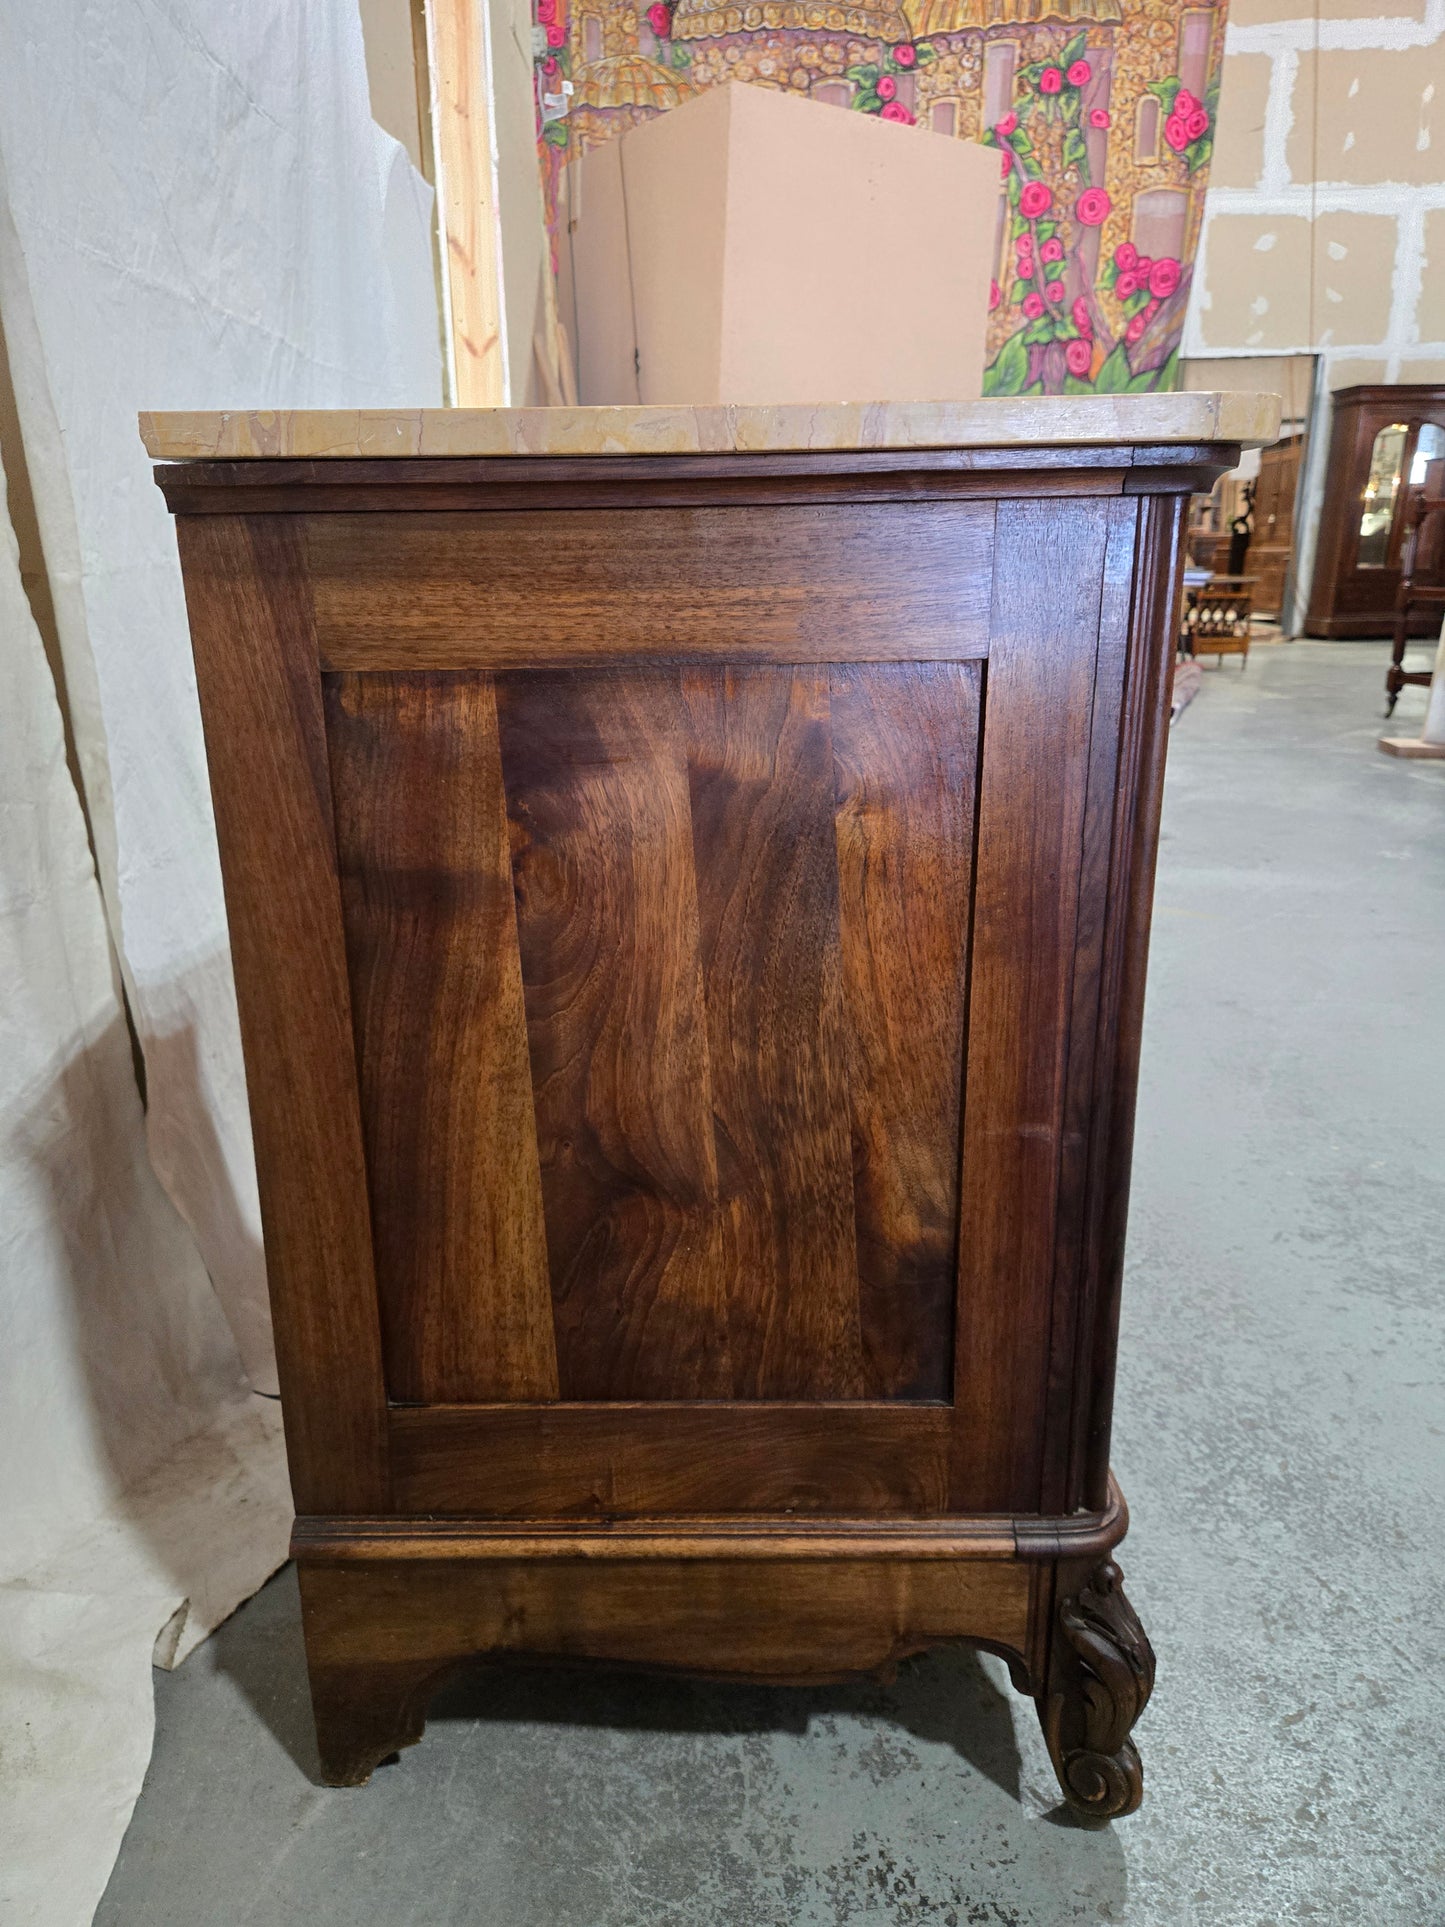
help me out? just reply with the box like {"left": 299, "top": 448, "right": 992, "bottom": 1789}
{"left": 1114, "top": 241, "right": 1137, "bottom": 272}
{"left": 546, "top": 20, "right": 567, "bottom": 45}
{"left": 1072, "top": 295, "right": 1093, "bottom": 335}
{"left": 1144, "top": 298, "right": 1161, "bottom": 321}
{"left": 1039, "top": 66, "right": 1063, "bottom": 95}
{"left": 995, "top": 110, "right": 1018, "bottom": 136}
{"left": 880, "top": 101, "right": 915, "bottom": 123}
{"left": 1040, "top": 237, "right": 1064, "bottom": 263}
{"left": 989, "top": 278, "right": 1002, "bottom": 311}
{"left": 1116, "top": 270, "right": 1140, "bottom": 298}
{"left": 542, "top": 54, "right": 559, "bottom": 74}
{"left": 1126, "top": 312, "right": 1147, "bottom": 343}
{"left": 1148, "top": 256, "right": 1181, "bottom": 299}
{"left": 892, "top": 42, "right": 917, "bottom": 67}
{"left": 1175, "top": 88, "right": 1198, "bottom": 116}
{"left": 1023, "top": 290, "right": 1046, "bottom": 319}
{"left": 1186, "top": 107, "right": 1210, "bottom": 140}
{"left": 1065, "top": 337, "right": 1093, "bottom": 377}
{"left": 999, "top": 150, "right": 1013, "bottom": 178}
{"left": 1045, "top": 279, "right": 1065, "bottom": 302}
{"left": 1019, "top": 180, "right": 1053, "bottom": 219}
{"left": 1134, "top": 255, "right": 1153, "bottom": 275}
{"left": 877, "top": 74, "right": 897, "bottom": 100}
{"left": 646, "top": 0, "right": 671, "bottom": 32}
{"left": 536, "top": 0, "right": 556, "bottom": 17}
{"left": 1074, "top": 186, "right": 1111, "bottom": 226}
{"left": 1067, "top": 60, "right": 1091, "bottom": 86}
{"left": 1165, "top": 113, "right": 1189, "bottom": 152}
{"left": 1090, "top": 107, "right": 1111, "bottom": 128}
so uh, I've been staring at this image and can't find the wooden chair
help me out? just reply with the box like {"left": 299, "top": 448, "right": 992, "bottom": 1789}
{"left": 1181, "top": 576, "right": 1254, "bottom": 667}
{"left": 1389, "top": 493, "right": 1445, "bottom": 715}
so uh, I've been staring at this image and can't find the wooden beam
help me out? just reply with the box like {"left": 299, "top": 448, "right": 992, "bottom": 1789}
{"left": 426, "top": 0, "right": 508, "bottom": 404}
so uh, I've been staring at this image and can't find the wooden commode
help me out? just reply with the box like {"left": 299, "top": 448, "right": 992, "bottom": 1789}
{"left": 144, "top": 392, "right": 1278, "bottom": 1813}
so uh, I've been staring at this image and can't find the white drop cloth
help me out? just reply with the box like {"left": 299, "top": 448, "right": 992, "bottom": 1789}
{"left": 0, "top": 3, "right": 443, "bottom": 1920}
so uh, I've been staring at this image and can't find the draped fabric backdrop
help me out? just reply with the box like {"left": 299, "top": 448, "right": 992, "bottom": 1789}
{"left": 0, "top": 5, "right": 441, "bottom": 1921}
{"left": 533, "top": 0, "right": 1228, "bottom": 394}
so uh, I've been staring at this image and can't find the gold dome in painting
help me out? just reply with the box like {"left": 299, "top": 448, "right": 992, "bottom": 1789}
{"left": 573, "top": 53, "right": 700, "bottom": 108}
{"left": 671, "top": 1, "right": 911, "bottom": 43}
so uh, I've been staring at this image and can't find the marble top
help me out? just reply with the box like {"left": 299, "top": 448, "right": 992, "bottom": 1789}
{"left": 140, "top": 393, "right": 1280, "bottom": 461}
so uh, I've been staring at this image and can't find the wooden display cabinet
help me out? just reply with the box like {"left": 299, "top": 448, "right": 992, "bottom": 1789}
{"left": 1306, "top": 383, "right": 1445, "bottom": 639}
{"left": 145, "top": 394, "right": 1274, "bottom": 1817}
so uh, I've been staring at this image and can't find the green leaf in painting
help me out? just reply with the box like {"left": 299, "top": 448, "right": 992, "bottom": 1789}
{"left": 1147, "top": 77, "right": 1182, "bottom": 109}
{"left": 1021, "top": 379, "right": 1045, "bottom": 395}
{"left": 1063, "top": 127, "right": 1087, "bottom": 171}
{"left": 1094, "top": 341, "right": 1133, "bottom": 392}
{"left": 845, "top": 63, "right": 879, "bottom": 83}
{"left": 1157, "top": 347, "right": 1182, "bottom": 391}
{"left": 916, "top": 40, "right": 937, "bottom": 62}
{"left": 542, "top": 121, "right": 569, "bottom": 147}
{"left": 1188, "top": 136, "right": 1213, "bottom": 173}
{"left": 983, "top": 330, "right": 1030, "bottom": 397}
{"left": 1064, "top": 373, "right": 1094, "bottom": 395}
{"left": 1010, "top": 279, "right": 1030, "bottom": 304}
{"left": 671, "top": 43, "right": 690, "bottom": 66}
{"left": 853, "top": 89, "right": 880, "bottom": 112}
{"left": 1126, "top": 367, "right": 1160, "bottom": 393}
{"left": 1060, "top": 28, "right": 1088, "bottom": 69}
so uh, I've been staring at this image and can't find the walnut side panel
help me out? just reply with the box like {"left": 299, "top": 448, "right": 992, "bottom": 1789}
{"left": 389, "top": 1403, "right": 952, "bottom": 1517}
{"left": 683, "top": 666, "right": 866, "bottom": 1399}
{"left": 1081, "top": 494, "right": 1188, "bottom": 1510}
{"left": 948, "top": 498, "right": 1111, "bottom": 1514}
{"left": 323, "top": 672, "right": 558, "bottom": 1404}
{"left": 306, "top": 502, "right": 994, "bottom": 670}
{"left": 494, "top": 671, "right": 731, "bottom": 1400}
{"left": 174, "top": 516, "right": 389, "bottom": 1512}
{"left": 830, "top": 662, "right": 980, "bottom": 1400}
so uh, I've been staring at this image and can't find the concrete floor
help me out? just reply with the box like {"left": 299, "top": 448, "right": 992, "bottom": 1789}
{"left": 97, "top": 642, "right": 1445, "bottom": 1927}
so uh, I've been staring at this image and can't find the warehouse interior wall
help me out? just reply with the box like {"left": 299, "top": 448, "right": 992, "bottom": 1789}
{"left": 1181, "top": 0, "right": 1445, "bottom": 623}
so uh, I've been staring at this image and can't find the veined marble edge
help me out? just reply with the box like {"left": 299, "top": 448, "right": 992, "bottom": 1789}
{"left": 139, "top": 394, "right": 1280, "bottom": 461}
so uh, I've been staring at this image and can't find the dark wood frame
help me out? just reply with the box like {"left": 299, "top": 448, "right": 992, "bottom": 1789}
{"left": 1389, "top": 491, "right": 1445, "bottom": 714}
{"left": 156, "top": 434, "right": 1236, "bottom": 1814}
{"left": 1305, "top": 383, "right": 1445, "bottom": 640}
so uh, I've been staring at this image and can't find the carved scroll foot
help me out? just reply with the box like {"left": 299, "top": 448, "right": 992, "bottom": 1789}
{"left": 1038, "top": 1558, "right": 1155, "bottom": 1821}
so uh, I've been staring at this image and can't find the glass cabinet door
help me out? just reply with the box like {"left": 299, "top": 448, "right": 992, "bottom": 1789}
{"left": 1357, "top": 423, "right": 1408, "bottom": 567}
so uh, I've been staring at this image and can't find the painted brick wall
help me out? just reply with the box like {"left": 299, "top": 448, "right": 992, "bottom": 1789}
{"left": 1184, "top": 0, "right": 1445, "bottom": 389}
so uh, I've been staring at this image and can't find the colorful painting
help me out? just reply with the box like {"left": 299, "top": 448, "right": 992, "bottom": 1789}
{"left": 532, "top": 0, "right": 1228, "bottom": 396}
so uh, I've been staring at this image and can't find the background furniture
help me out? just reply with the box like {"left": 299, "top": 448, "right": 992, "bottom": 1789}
{"left": 1182, "top": 575, "right": 1254, "bottom": 667}
{"left": 1249, "top": 431, "right": 1304, "bottom": 618}
{"left": 1390, "top": 493, "right": 1445, "bottom": 713}
{"left": 1306, "top": 384, "right": 1445, "bottom": 639}
{"left": 147, "top": 392, "right": 1273, "bottom": 1818}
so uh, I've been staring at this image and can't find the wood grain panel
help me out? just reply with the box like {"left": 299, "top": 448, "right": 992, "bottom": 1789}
{"left": 949, "top": 498, "right": 1111, "bottom": 1513}
{"left": 389, "top": 1404, "right": 951, "bottom": 1516}
{"left": 323, "top": 672, "right": 557, "bottom": 1404}
{"left": 830, "top": 663, "right": 980, "bottom": 1399}
{"left": 1081, "top": 494, "right": 1187, "bottom": 1512}
{"left": 174, "top": 516, "right": 389, "bottom": 1513}
{"left": 683, "top": 666, "right": 867, "bottom": 1399}
{"left": 1036, "top": 500, "right": 1142, "bottom": 1514}
{"left": 306, "top": 502, "right": 994, "bottom": 670}
{"left": 495, "top": 672, "right": 731, "bottom": 1400}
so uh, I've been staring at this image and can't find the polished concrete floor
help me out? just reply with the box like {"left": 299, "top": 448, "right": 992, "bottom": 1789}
{"left": 97, "top": 642, "right": 1445, "bottom": 1927}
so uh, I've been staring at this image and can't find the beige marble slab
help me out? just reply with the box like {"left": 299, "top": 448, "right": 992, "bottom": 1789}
{"left": 140, "top": 393, "right": 1280, "bottom": 461}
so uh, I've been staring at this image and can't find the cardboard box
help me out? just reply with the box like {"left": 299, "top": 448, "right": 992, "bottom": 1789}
{"left": 558, "top": 82, "right": 1000, "bottom": 407}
